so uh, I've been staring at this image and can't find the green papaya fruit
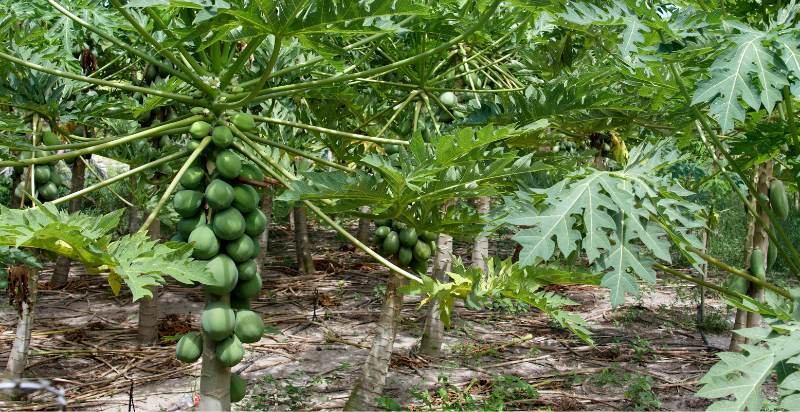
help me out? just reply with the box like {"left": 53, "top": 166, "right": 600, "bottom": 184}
{"left": 177, "top": 214, "right": 206, "bottom": 238}
{"left": 244, "top": 209, "right": 267, "bottom": 237}
{"left": 190, "top": 121, "right": 212, "bottom": 139}
{"left": 420, "top": 230, "right": 438, "bottom": 242}
{"left": 38, "top": 182, "right": 58, "bottom": 200}
{"left": 201, "top": 301, "right": 235, "bottom": 341}
{"left": 769, "top": 180, "right": 789, "bottom": 220}
{"left": 768, "top": 241, "right": 778, "bottom": 270}
{"left": 392, "top": 221, "right": 407, "bottom": 231}
{"left": 212, "top": 125, "right": 234, "bottom": 148}
{"left": 232, "top": 271, "right": 262, "bottom": 300}
{"left": 175, "top": 332, "right": 203, "bottom": 363}
{"left": 203, "top": 254, "right": 239, "bottom": 295}
{"left": 205, "top": 179, "right": 235, "bottom": 210}
{"left": 188, "top": 225, "right": 220, "bottom": 260}
{"left": 375, "top": 226, "right": 391, "bottom": 239}
{"left": 382, "top": 232, "right": 400, "bottom": 255}
{"left": 398, "top": 247, "right": 413, "bottom": 266}
{"left": 234, "top": 310, "right": 264, "bottom": 343}
{"left": 215, "top": 150, "right": 242, "bottom": 179}
{"left": 215, "top": 335, "right": 244, "bottom": 367}
{"left": 213, "top": 208, "right": 246, "bottom": 240}
{"left": 180, "top": 165, "right": 205, "bottom": 190}
{"left": 42, "top": 131, "right": 60, "bottom": 146}
{"left": 413, "top": 240, "right": 432, "bottom": 261}
{"left": 233, "top": 184, "right": 259, "bottom": 213}
{"left": 384, "top": 144, "right": 401, "bottom": 155}
{"left": 237, "top": 259, "right": 258, "bottom": 282}
{"left": 240, "top": 163, "right": 264, "bottom": 181}
{"left": 399, "top": 228, "right": 418, "bottom": 247}
{"left": 232, "top": 113, "right": 256, "bottom": 131}
{"left": 173, "top": 190, "right": 204, "bottom": 217}
{"left": 226, "top": 235, "right": 256, "bottom": 263}
{"left": 230, "top": 374, "right": 246, "bottom": 403}
{"left": 34, "top": 166, "right": 51, "bottom": 184}
{"left": 750, "top": 248, "right": 766, "bottom": 279}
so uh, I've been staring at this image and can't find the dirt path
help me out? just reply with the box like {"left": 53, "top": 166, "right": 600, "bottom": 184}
{"left": 0, "top": 225, "right": 726, "bottom": 411}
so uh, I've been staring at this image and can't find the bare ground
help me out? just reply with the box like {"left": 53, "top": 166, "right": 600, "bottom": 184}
{"left": 0, "top": 224, "right": 729, "bottom": 411}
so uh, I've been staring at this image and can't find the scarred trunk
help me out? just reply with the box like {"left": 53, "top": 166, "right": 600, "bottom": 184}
{"left": 419, "top": 232, "right": 453, "bottom": 355}
{"left": 356, "top": 206, "right": 372, "bottom": 243}
{"left": 746, "top": 161, "right": 771, "bottom": 330}
{"left": 293, "top": 206, "right": 315, "bottom": 274}
{"left": 344, "top": 274, "right": 404, "bottom": 411}
{"left": 50, "top": 155, "right": 88, "bottom": 288}
{"left": 471, "top": 196, "right": 491, "bottom": 271}
{"left": 257, "top": 194, "right": 272, "bottom": 268}
{"left": 200, "top": 297, "right": 231, "bottom": 411}
{"left": 3, "top": 266, "right": 39, "bottom": 399}
{"left": 137, "top": 218, "right": 160, "bottom": 346}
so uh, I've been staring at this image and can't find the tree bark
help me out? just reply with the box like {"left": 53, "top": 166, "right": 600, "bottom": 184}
{"left": 356, "top": 206, "right": 372, "bottom": 243}
{"left": 730, "top": 171, "right": 758, "bottom": 352}
{"left": 137, "top": 218, "right": 160, "bottom": 346}
{"left": 471, "top": 196, "right": 491, "bottom": 271}
{"left": 257, "top": 194, "right": 272, "bottom": 268}
{"left": 200, "top": 296, "right": 231, "bottom": 411}
{"left": 49, "top": 155, "right": 89, "bottom": 289}
{"left": 293, "top": 206, "right": 315, "bottom": 274}
{"left": 419, "top": 232, "right": 453, "bottom": 355}
{"left": 746, "top": 161, "right": 771, "bottom": 330}
{"left": 344, "top": 274, "right": 404, "bottom": 411}
{"left": 4, "top": 266, "right": 39, "bottom": 399}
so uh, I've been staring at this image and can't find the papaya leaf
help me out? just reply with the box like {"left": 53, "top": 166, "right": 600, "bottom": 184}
{"left": 505, "top": 143, "right": 705, "bottom": 307}
{"left": 697, "top": 325, "right": 800, "bottom": 411}
{"left": 0, "top": 205, "right": 212, "bottom": 301}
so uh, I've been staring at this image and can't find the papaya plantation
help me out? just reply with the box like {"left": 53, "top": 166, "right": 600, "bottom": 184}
{"left": 2, "top": 1, "right": 800, "bottom": 411}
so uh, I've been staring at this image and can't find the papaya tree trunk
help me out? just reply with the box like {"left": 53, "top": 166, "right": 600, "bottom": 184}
{"left": 257, "top": 194, "right": 272, "bottom": 268}
{"left": 4, "top": 265, "right": 39, "bottom": 397}
{"left": 293, "top": 206, "right": 315, "bottom": 274}
{"left": 50, "top": 154, "right": 89, "bottom": 289}
{"left": 356, "top": 206, "right": 372, "bottom": 243}
{"left": 137, "top": 218, "right": 160, "bottom": 346}
{"left": 730, "top": 172, "right": 758, "bottom": 352}
{"left": 419, "top": 232, "right": 453, "bottom": 355}
{"left": 471, "top": 196, "right": 491, "bottom": 271}
{"left": 747, "top": 161, "right": 772, "bottom": 330}
{"left": 344, "top": 274, "right": 404, "bottom": 411}
{"left": 200, "top": 297, "right": 231, "bottom": 411}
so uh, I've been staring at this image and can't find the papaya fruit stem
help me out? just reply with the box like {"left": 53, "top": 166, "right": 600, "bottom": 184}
{"left": 49, "top": 150, "right": 191, "bottom": 207}
{"left": 252, "top": 115, "right": 408, "bottom": 146}
{"left": 0, "top": 116, "right": 205, "bottom": 168}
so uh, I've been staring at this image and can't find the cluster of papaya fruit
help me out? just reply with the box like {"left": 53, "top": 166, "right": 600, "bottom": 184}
{"left": 172, "top": 113, "right": 265, "bottom": 403}
{"left": 726, "top": 179, "right": 788, "bottom": 294}
{"left": 373, "top": 219, "right": 438, "bottom": 274}
{"left": 14, "top": 131, "right": 67, "bottom": 203}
